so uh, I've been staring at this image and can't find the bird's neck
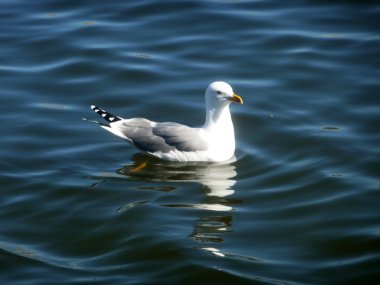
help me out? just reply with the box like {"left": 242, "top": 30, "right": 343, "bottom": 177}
{"left": 204, "top": 104, "right": 233, "bottom": 131}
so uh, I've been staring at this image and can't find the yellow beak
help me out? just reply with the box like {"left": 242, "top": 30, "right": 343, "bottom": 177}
{"left": 229, "top": 93, "right": 243, "bottom": 104}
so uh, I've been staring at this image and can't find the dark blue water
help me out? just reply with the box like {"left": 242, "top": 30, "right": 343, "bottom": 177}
{"left": 1, "top": 1, "right": 379, "bottom": 284}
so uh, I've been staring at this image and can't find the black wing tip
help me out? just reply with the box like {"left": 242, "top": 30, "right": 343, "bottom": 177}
{"left": 90, "top": 105, "right": 100, "bottom": 113}
{"left": 90, "top": 105, "right": 122, "bottom": 123}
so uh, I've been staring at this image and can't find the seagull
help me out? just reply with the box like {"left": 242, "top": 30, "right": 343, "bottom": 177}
{"left": 90, "top": 81, "right": 243, "bottom": 162}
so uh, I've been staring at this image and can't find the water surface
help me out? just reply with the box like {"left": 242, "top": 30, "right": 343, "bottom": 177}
{"left": 1, "top": 1, "right": 379, "bottom": 284}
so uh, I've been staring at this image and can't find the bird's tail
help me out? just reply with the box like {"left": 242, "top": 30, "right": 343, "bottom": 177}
{"left": 90, "top": 105, "right": 122, "bottom": 123}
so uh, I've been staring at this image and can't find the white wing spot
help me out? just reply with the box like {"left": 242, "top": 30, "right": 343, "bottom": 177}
{"left": 109, "top": 117, "right": 115, "bottom": 121}
{"left": 102, "top": 113, "right": 107, "bottom": 117}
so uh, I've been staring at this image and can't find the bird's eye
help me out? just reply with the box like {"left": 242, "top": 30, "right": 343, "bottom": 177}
{"left": 216, "top": 91, "right": 222, "bottom": 95}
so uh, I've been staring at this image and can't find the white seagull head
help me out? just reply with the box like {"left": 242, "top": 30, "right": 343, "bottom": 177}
{"left": 205, "top": 81, "right": 243, "bottom": 109}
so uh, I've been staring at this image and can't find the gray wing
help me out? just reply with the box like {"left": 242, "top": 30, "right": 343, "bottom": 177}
{"left": 118, "top": 119, "right": 208, "bottom": 153}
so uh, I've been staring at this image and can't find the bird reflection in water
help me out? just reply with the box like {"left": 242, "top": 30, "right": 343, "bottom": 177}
{"left": 118, "top": 153, "right": 240, "bottom": 244}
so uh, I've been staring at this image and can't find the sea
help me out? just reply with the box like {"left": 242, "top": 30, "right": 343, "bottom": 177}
{"left": 1, "top": 1, "right": 379, "bottom": 284}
